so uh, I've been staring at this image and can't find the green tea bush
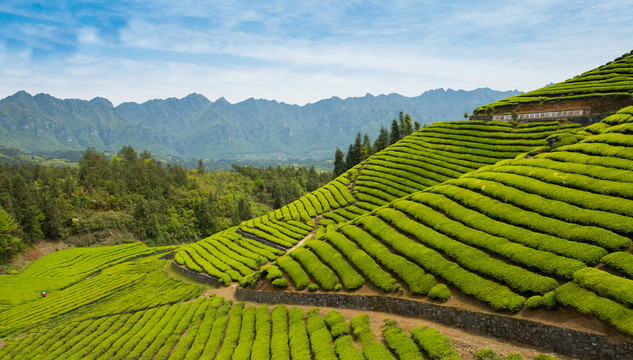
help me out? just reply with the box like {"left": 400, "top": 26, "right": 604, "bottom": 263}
{"left": 410, "top": 191, "right": 603, "bottom": 266}
{"left": 449, "top": 177, "right": 633, "bottom": 236}
{"left": 341, "top": 220, "right": 436, "bottom": 295}
{"left": 382, "top": 322, "right": 423, "bottom": 360}
{"left": 288, "top": 308, "right": 311, "bottom": 360}
{"left": 410, "top": 325, "right": 462, "bottom": 360}
{"left": 375, "top": 208, "right": 525, "bottom": 312}
{"left": 307, "top": 308, "right": 338, "bottom": 360}
{"left": 555, "top": 282, "right": 633, "bottom": 336}
{"left": 306, "top": 240, "right": 364, "bottom": 290}
{"left": 428, "top": 284, "right": 451, "bottom": 301}
{"left": 229, "top": 306, "right": 257, "bottom": 360}
{"left": 334, "top": 335, "right": 364, "bottom": 360}
{"left": 350, "top": 314, "right": 396, "bottom": 360}
{"left": 325, "top": 231, "right": 397, "bottom": 292}
{"left": 431, "top": 184, "right": 629, "bottom": 252}
{"left": 271, "top": 278, "right": 289, "bottom": 289}
{"left": 324, "top": 310, "right": 349, "bottom": 339}
{"left": 270, "top": 305, "right": 290, "bottom": 360}
{"left": 392, "top": 199, "right": 558, "bottom": 294}
{"left": 573, "top": 267, "right": 633, "bottom": 307}
{"left": 251, "top": 305, "right": 272, "bottom": 360}
{"left": 290, "top": 247, "right": 340, "bottom": 291}
{"left": 276, "top": 255, "right": 309, "bottom": 290}
{"left": 601, "top": 252, "right": 633, "bottom": 278}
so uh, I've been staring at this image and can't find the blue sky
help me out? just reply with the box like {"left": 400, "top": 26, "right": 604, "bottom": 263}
{"left": 1, "top": 1, "right": 632, "bottom": 105}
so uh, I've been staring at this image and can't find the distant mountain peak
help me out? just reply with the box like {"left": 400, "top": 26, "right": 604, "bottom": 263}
{"left": 0, "top": 88, "right": 521, "bottom": 161}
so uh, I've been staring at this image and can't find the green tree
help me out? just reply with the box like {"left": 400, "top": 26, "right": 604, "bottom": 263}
{"left": 373, "top": 126, "right": 390, "bottom": 153}
{"left": 400, "top": 113, "right": 413, "bottom": 137}
{"left": 414, "top": 121, "right": 421, "bottom": 131}
{"left": 0, "top": 206, "right": 20, "bottom": 262}
{"left": 236, "top": 197, "right": 253, "bottom": 223}
{"left": 362, "top": 133, "right": 372, "bottom": 157}
{"left": 197, "top": 159, "right": 205, "bottom": 175}
{"left": 464, "top": 112, "right": 469, "bottom": 119}
{"left": 390, "top": 119, "right": 401, "bottom": 145}
{"left": 345, "top": 144, "right": 355, "bottom": 170}
{"left": 333, "top": 147, "right": 345, "bottom": 178}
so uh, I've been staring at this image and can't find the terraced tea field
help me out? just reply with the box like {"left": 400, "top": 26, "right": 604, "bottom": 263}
{"left": 176, "top": 119, "right": 583, "bottom": 286}
{"left": 1, "top": 243, "right": 557, "bottom": 360}
{"left": 475, "top": 50, "right": 633, "bottom": 113}
{"left": 241, "top": 107, "right": 633, "bottom": 342}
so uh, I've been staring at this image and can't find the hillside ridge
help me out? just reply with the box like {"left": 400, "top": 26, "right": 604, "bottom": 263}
{"left": 0, "top": 88, "right": 520, "bottom": 160}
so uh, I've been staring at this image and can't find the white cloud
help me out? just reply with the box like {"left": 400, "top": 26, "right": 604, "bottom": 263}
{"left": 1, "top": 1, "right": 633, "bottom": 106}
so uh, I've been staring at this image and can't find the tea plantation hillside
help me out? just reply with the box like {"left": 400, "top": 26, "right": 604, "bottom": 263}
{"left": 174, "top": 119, "right": 583, "bottom": 286}
{"left": 249, "top": 106, "right": 633, "bottom": 337}
{"left": 0, "top": 245, "right": 546, "bottom": 360}
{"left": 475, "top": 50, "right": 633, "bottom": 115}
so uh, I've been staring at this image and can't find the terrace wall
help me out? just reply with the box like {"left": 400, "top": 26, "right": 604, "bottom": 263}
{"left": 235, "top": 288, "right": 633, "bottom": 360}
{"left": 235, "top": 228, "right": 288, "bottom": 252}
{"left": 170, "top": 262, "right": 219, "bottom": 287}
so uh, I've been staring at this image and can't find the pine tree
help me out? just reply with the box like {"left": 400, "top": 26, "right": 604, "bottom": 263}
{"left": 333, "top": 147, "right": 345, "bottom": 178}
{"left": 345, "top": 143, "right": 355, "bottom": 170}
{"left": 362, "top": 133, "right": 372, "bottom": 157}
{"left": 373, "top": 126, "right": 390, "bottom": 153}
{"left": 390, "top": 119, "right": 401, "bottom": 145}
{"left": 414, "top": 121, "right": 421, "bottom": 131}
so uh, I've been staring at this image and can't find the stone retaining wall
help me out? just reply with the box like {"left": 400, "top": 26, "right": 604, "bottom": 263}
{"left": 235, "top": 288, "right": 633, "bottom": 360}
{"left": 170, "top": 261, "right": 219, "bottom": 287}
{"left": 236, "top": 229, "right": 288, "bottom": 252}
{"left": 470, "top": 113, "right": 611, "bottom": 125}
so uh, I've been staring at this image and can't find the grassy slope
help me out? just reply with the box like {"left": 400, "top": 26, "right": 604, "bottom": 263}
{"left": 475, "top": 49, "right": 633, "bottom": 113}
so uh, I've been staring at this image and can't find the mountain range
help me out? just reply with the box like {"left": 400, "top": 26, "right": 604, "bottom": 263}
{"left": 0, "top": 88, "right": 520, "bottom": 161}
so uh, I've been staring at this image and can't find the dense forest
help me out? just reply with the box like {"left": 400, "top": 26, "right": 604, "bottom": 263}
{"left": 333, "top": 112, "right": 419, "bottom": 177}
{"left": 0, "top": 146, "right": 331, "bottom": 265}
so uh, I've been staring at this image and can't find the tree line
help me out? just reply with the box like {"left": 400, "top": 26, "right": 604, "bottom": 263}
{"left": 0, "top": 146, "right": 331, "bottom": 263}
{"left": 332, "top": 112, "right": 420, "bottom": 177}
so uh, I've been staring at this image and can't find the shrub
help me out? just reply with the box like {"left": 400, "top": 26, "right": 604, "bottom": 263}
{"left": 376, "top": 208, "right": 525, "bottom": 312}
{"left": 325, "top": 231, "right": 397, "bottom": 292}
{"left": 476, "top": 348, "right": 502, "bottom": 360}
{"left": 308, "top": 283, "right": 319, "bottom": 292}
{"left": 554, "top": 282, "right": 633, "bottom": 336}
{"left": 276, "top": 255, "right": 309, "bottom": 290}
{"left": 382, "top": 322, "right": 423, "bottom": 360}
{"left": 428, "top": 284, "right": 451, "bottom": 301}
{"left": 288, "top": 308, "right": 311, "bottom": 360}
{"left": 573, "top": 267, "right": 633, "bottom": 307}
{"left": 342, "top": 220, "right": 436, "bottom": 295}
{"left": 324, "top": 310, "right": 349, "bottom": 339}
{"left": 272, "top": 278, "right": 289, "bottom": 289}
{"left": 251, "top": 306, "right": 271, "bottom": 360}
{"left": 602, "top": 252, "right": 633, "bottom": 278}
{"left": 334, "top": 335, "right": 364, "bottom": 360}
{"left": 350, "top": 314, "right": 396, "bottom": 360}
{"left": 306, "top": 240, "right": 364, "bottom": 290}
{"left": 410, "top": 326, "right": 461, "bottom": 360}
{"left": 307, "top": 308, "right": 338, "bottom": 360}
{"left": 270, "top": 305, "right": 290, "bottom": 360}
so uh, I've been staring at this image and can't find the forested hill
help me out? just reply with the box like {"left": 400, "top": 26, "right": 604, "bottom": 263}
{"left": 0, "top": 88, "right": 519, "bottom": 161}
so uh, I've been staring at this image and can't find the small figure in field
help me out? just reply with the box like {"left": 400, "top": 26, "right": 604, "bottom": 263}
{"left": 41, "top": 291, "right": 46, "bottom": 297}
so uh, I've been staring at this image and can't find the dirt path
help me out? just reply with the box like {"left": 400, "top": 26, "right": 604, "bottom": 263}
{"left": 348, "top": 164, "right": 365, "bottom": 202}
{"left": 284, "top": 215, "right": 320, "bottom": 254}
